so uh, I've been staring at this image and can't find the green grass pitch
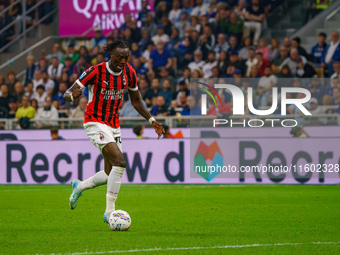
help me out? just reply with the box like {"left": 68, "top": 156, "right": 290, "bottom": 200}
{"left": 0, "top": 184, "right": 339, "bottom": 254}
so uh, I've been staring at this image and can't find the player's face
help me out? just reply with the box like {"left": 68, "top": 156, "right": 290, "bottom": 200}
{"left": 110, "top": 47, "right": 130, "bottom": 72}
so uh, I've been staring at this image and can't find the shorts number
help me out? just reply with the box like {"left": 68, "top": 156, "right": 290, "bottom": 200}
{"left": 115, "top": 136, "right": 121, "bottom": 144}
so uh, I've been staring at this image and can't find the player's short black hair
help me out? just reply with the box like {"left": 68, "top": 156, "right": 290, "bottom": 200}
{"left": 51, "top": 127, "right": 59, "bottom": 134}
{"left": 133, "top": 125, "right": 143, "bottom": 136}
{"left": 104, "top": 40, "right": 129, "bottom": 53}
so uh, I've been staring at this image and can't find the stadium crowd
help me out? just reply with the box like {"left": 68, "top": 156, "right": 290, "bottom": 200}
{"left": 0, "top": 0, "right": 339, "bottom": 129}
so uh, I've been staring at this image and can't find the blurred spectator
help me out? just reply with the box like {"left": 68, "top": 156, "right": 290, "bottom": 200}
{"left": 332, "top": 87, "right": 340, "bottom": 108}
{"left": 239, "top": 37, "right": 252, "bottom": 60}
{"left": 175, "top": 12, "right": 191, "bottom": 38}
{"left": 330, "top": 61, "right": 340, "bottom": 86}
{"left": 291, "top": 37, "right": 308, "bottom": 59}
{"left": 139, "top": 29, "right": 151, "bottom": 52}
{"left": 225, "top": 12, "right": 244, "bottom": 44}
{"left": 160, "top": 16, "right": 172, "bottom": 36}
{"left": 7, "top": 97, "right": 17, "bottom": 118}
{"left": 50, "top": 127, "right": 65, "bottom": 140}
{"left": 295, "top": 58, "right": 316, "bottom": 78}
{"left": 62, "top": 43, "right": 79, "bottom": 64}
{"left": 269, "top": 38, "right": 280, "bottom": 62}
{"left": 70, "top": 97, "right": 88, "bottom": 119}
{"left": 0, "top": 84, "right": 16, "bottom": 112}
{"left": 32, "top": 69, "right": 43, "bottom": 89}
{"left": 62, "top": 56, "right": 75, "bottom": 77}
{"left": 151, "top": 25, "right": 170, "bottom": 44}
{"left": 226, "top": 50, "right": 245, "bottom": 75}
{"left": 47, "top": 57, "right": 64, "bottom": 81}
{"left": 256, "top": 66, "right": 277, "bottom": 106}
{"left": 131, "top": 42, "right": 143, "bottom": 60}
{"left": 181, "top": 0, "right": 193, "bottom": 15}
{"left": 256, "top": 37, "right": 270, "bottom": 61}
{"left": 215, "top": 6, "right": 230, "bottom": 35}
{"left": 191, "top": 0, "right": 208, "bottom": 16}
{"left": 159, "top": 68, "right": 176, "bottom": 87}
{"left": 150, "top": 95, "right": 168, "bottom": 116}
{"left": 250, "top": 64, "right": 261, "bottom": 78}
{"left": 309, "top": 97, "right": 324, "bottom": 115}
{"left": 178, "top": 93, "right": 188, "bottom": 107}
{"left": 276, "top": 64, "right": 293, "bottom": 79}
{"left": 35, "top": 96, "right": 58, "bottom": 128}
{"left": 138, "top": 0, "right": 151, "bottom": 26}
{"left": 137, "top": 78, "right": 149, "bottom": 100}
{"left": 217, "top": 50, "right": 227, "bottom": 71}
{"left": 40, "top": 71, "right": 55, "bottom": 96}
{"left": 37, "top": 57, "right": 48, "bottom": 72}
{"left": 145, "top": 78, "right": 160, "bottom": 106}
{"left": 283, "top": 37, "right": 291, "bottom": 48}
{"left": 280, "top": 48, "right": 308, "bottom": 76}
{"left": 133, "top": 125, "right": 145, "bottom": 139}
{"left": 14, "top": 81, "right": 25, "bottom": 103}
{"left": 149, "top": 40, "right": 173, "bottom": 76}
{"left": 145, "top": 12, "right": 157, "bottom": 37}
{"left": 180, "top": 95, "right": 200, "bottom": 115}
{"left": 33, "top": 84, "right": 47, "bottom": 108}
{"left": 190, "top": 15, "right": 201, "bottom": 33}
{"left": 79, "top": 46, "right": 91, "bottom": 63}
{"left": 311, "top": 32, "right": 327, "bottom": 65}
{"left": 53, "top": 82, "right": 68, "bottom": 111}
{"left": 7, "top": 70, "right": 18, "bottom": 95}
{"left": 73, "top": 56, "right": 89, "bottom": 77}
{"left": 322, "top": 31, "right": 340, "bottom": 76}
{"left": 120, "top": 96, "right": 147, "bottom": 117}
{"left": 91, "top": 27, "right": 107, "bottom": 49}
{"left": 202, "top": 51, "right": 217, "bottom": 78}
{"left": 206, "top": 1, "right": 217, "bottom": 19}
{"left": 15, "top": 96, "right": 35, "bottom": 120}
{"left": 246, "top": 46, "right": 258, "bottom": 77}
{"left": 244, "top": 0, "right": 265, "bottom": 45}
{"left": 47, "top": 43, "right": 64, "bottom": 62}
{"left": 307, "top": 78, "right": 326, "bottom": 103}
{"left": 214, "top": 34, "right": 229, "bottom": 56}
{"left": 156, "top": 1, "right": 169, "bottom": 23}
{"left": 121, "top": 27, "right": 133, "bottom": 45}
{"left": 159, "top": 79, "right": 173, "bottom": 107}
{"left": 227, "top": 35, "right": 240, "bottom": 54}
{"left": 199, "top": 25, "right": 215, "bottom": 59}
{"left": 272, "top": 46, "right": 289, "bottom": 74}
{"left": 0, "top": 74, "right": 5, "bottom": 86}
{"left": 30, "top": 98, "right": 38, "bottom": 111}
{"left": 24, "top": 81, "right": 35, "bottom": 100}
{"left": 25, "top": 55, "right": 36, "bottom": 84}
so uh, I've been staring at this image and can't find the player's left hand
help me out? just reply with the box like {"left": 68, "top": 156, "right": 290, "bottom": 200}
{"left": 152, "top": 121, "right": 165, "bottom": 139}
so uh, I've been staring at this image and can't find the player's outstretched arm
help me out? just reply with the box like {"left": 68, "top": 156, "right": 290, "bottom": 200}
{"left": 129, "top": 89, "right": 165, "bottom": 139}
{"left": 63, "top": 82, "right": 83, "bottom": 102}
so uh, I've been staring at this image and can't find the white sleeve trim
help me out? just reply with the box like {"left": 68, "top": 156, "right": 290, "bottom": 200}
{"left": 127, "top": 86, "right": 138, "bottom": 91}
{"left": 76, "top": 79, "right": 85, "bottom": 89}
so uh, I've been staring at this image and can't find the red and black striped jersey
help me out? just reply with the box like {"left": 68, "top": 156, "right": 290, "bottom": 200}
{"left": 76, "top": 62, "right": 138, "bottom": 128}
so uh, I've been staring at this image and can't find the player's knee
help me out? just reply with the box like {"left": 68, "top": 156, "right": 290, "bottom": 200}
{"left": 116, "top": 158, "right": 126, "bottom": 168}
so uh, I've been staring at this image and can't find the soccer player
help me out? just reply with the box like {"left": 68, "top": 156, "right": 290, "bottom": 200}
{"left": 63, "top": 40, "right": 164, "bottom": 223}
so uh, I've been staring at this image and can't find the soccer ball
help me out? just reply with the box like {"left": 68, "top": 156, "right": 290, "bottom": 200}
{"left": 108, "top": 210, "right": 131, "bottom": 231}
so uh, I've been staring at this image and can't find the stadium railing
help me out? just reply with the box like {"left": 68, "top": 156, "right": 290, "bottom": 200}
{"left": 0, "top": 0, "right": 57, "bottom": 53}
{"left": 1, "top": 114, "right": 340, "bottom": 130}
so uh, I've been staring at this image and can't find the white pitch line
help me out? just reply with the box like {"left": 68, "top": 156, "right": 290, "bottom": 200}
{"left": 44, "top": 241, "right": 340, "bottom": 255}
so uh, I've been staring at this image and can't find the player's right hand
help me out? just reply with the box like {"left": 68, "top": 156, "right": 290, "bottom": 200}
{"left": 72, "top": 88, "right": 83, "bottom": 100}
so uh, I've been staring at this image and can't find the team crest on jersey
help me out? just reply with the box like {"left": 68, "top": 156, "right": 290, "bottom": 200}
{"left": 99, "top": 133, "right": 104, "bottom": 141}
{"left": 122, "top": 76, "right": 126, "bottom": 86}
